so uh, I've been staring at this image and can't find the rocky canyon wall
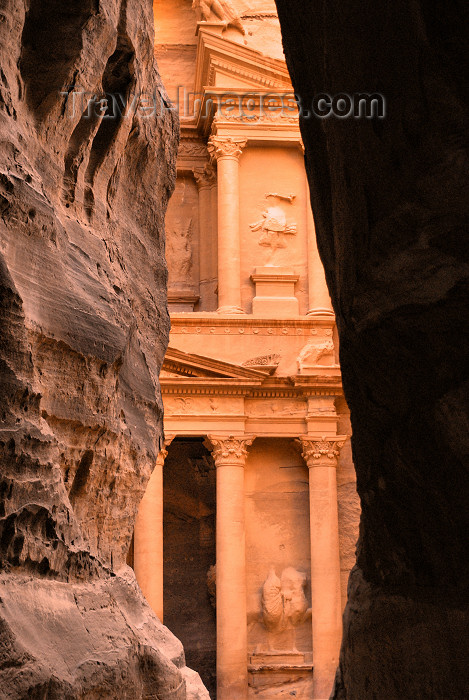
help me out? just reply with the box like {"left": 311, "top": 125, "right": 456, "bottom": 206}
{"left": 275, "top": 1, "right": 469, "bottom": 698}
{"left": 0, "top": 1, "right": 207, "bottom": 697}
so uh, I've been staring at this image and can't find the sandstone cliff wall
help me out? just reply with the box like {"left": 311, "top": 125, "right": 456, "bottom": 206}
{"left": 275, "top": 1, "right": 469, "bottom": 698}
{"left": 0, "top": 1, "right": 207, "bottom": 697}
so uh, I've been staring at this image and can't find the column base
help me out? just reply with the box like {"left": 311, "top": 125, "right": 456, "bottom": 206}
{"left": 217, "top": 305, "right": 245, "bottom": 314}
{"left": 306, "top": 308, "right": 335, "bottom": 317}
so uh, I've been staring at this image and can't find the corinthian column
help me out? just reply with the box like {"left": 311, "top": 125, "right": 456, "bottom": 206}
{"left": 298, "top": 437, "right": 345, "bottom": 699}
{"left": 134, "top": 437, "right": 173, "bottom": 621}
{"left": 305, "top": 180, "right": 334, "bottom": 316}
{"left": 208, "top": 136, "right": 247, "bottom": 314}
{"left": 209, "top": 435, "right": 253, "bottom": 699}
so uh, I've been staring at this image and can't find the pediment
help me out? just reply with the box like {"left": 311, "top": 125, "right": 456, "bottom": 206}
{"left": 162, "top": 346, "right": 270, "bottom": 380}
{"left": 194, "top": 25, "right": 292, "bottom": 94}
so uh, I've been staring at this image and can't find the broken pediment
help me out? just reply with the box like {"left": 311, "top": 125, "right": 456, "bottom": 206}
{"left": 162, "top": 346, "right": 270, "bottom": 379}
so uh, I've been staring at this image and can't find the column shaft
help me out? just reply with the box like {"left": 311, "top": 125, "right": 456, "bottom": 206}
{"left": 305, "top": 181, "right": 334, "bottom": 316}
{"left": 210, "top": 436, "right": 252, "bottom": 700}
{"left": 194, "top": 164, "right": 216, "bottom": 310}
{"left": 134, "top": 451, "right": 166, "bottom": 620}
{"left": 299, "top": 438, "right": 344, "bottom": 699}
{"left": 208, "top": 137, "right": 246, "bottom": 314}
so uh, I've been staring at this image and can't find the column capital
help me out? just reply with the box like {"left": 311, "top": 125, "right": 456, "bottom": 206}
{"left": 207, "top": 435, "right": 253, "bottom": 466}
{"left": 297, "top": 436, "right": 347, "bottom": 467}
{"left": 193, "top": 163, "right": 216, "bottom": 189}
{"left": 208, "top": 136, "right": 247, "bottom": 162}
{"left": 156, "top": 434, "right": 175, "bottom": 466}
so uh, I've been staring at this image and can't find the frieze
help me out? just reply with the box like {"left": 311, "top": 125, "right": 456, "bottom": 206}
{"left": 178, "top": 139, "right": 208, "bottom": 158}
{"left": 164, "top": 396, "right": 242, "bottom": 415}
{"left": 246, "top": 399, "right": 306, "bottom": 417}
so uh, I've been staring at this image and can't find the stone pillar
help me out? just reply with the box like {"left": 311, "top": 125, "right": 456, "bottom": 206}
{"left": 134, "top": 439, "right": 172, "bottom": 621}
{"left": 209, "top": 435, "right": 253, "bottom": 699}
{"left": 208, "top": 136, "right": 247, "bottom": 314}
{"left": 194, "top": 163, "right": 217, "bottom": 310}
{"left": 305, "top": 182, "right": 334, "bottom": 316}
{"left": 298, "top": 437, "right": 345, "bottom": 699}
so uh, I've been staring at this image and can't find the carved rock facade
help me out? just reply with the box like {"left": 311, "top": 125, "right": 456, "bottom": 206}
{"left": 0, "top": 0, "right": 207, "bottom": 697}
{"left": 275, "top": 0, "right": 469, "bottom": 697}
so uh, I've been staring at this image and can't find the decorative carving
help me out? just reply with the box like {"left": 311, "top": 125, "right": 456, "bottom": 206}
{"left": 208, "top": 136, "right": 247, "bottom": 161}
{"left": 166, "top": 218, "right": 193, "bottom": 282}
{"left": 243, "top": 353, "right": 281, "bottom": 368}
{"left": 297, "top": 437, "right": 346, "bottom": 467}
{"left": 208, "top": 435, "right": 253, "bottom": 465}
{"left": 164, "top": 397, "right": 240, "bottom": 415}
{"left": 247, "top": 400, "right": 306, "bottom": 417}
{"left": 297, "top": 339, "right": 335, "bottom": 371}
{"left": 193, "top": 163, "right": 216, "bottom": 189}
{"left": 214, "top": 112, "right": 299, "bottom": 124}
{"left": 178, "top": 139, "right": 208, "bottom": 158}
{"left": 156, "top": 447, "right": 168, "bottom": 468}
{"left": 250, "top": 195, "right": 297, "bottom": 249}
{"left": 192, "top": 0, "right": 245, "bottom": 34}
{"left": 261, "top": 567, "right": 310, "bottom": 649}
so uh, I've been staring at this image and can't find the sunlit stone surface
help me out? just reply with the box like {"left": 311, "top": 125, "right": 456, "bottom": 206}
{"left": 133, "top": 3, "right": 360, "bottom": 698}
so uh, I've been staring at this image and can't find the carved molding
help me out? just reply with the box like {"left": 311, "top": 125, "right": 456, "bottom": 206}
{"left": 208, "top": 435, "right": 253, "bottom": 465}
{"left": 297, "top": 436, "right": 346, "bottom": 467}
{"left": 208, "top": 136, "right": 247, "bottom": 161}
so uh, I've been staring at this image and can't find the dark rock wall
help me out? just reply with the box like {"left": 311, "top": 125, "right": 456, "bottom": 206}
{"left": 274, "top": 1, "right": 469, "bottom": 698}
{"left": 0, "top": 1, "right": 203, "bottom": 697}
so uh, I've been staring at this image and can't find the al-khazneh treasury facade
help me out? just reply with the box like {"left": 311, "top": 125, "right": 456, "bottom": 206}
{"left": 131, "top": 3, "right": 360, "bottom": 699}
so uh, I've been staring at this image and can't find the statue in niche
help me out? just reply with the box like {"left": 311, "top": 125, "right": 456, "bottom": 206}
{"left": 261, "top": 567, "right": 310, "bottom": 651}
{"left": 192, "top": 0, "right": 245, "bottom": 34}
{"left": 166, "top": 218, "right": 193, "bottom": 285}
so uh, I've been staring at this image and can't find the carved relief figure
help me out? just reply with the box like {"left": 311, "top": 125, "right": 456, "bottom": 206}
{"left": 166, "top": 218, "right": 193, "bottom": 284}
{"left": 297, "top": 338, "right": 335, "bottom": 371}
{"left": 250, "top": 205, "right": 297, "bottom": 250}
{"left": 192, "top": 0, "right": 245, "bottom": 34}
{"left": 261, "top": 567, "right": 310, "bottom": 650}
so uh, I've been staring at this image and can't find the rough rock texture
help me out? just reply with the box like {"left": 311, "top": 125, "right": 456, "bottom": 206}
{"left": 0, "top": 0, "right": 207, "bottom": 697}
{"left": 275, "top": 1, "right": 469, "bottom": 698}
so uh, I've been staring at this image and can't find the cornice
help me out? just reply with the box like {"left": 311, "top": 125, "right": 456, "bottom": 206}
{"left": 169, "top": 314, "right": 335, "bottom": 330}
{"left": 160, "top": 378, "right": 342, "bottom": 398}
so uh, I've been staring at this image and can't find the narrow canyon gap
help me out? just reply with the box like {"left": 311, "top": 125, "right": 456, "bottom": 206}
{"left": 274, "top": 1, "right": 469, "bottom": 698}
{"left": 0, "top": 0, "right": 207, "bottom": 696}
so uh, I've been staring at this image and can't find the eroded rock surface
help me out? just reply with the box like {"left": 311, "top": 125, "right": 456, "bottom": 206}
{"left": 0, "top": 1, "right": 207, "bottom": 697}
{"left": 275, "top": 1, "right": 469, "bottom": 698}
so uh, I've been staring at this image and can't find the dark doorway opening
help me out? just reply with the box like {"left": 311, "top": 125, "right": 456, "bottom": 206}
{"left": 163, "top": 438, "right": 217, "bottom": 697}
